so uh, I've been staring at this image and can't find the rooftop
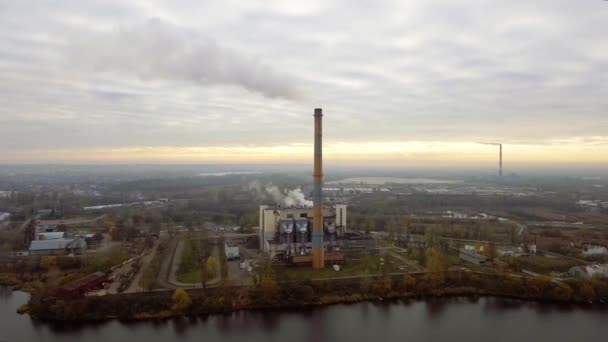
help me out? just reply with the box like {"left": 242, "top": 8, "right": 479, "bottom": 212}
{"left": 29, "top": 238, "right": 84, "bottom": 251}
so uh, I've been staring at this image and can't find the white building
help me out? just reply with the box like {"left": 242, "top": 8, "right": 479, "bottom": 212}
{"left": 258, "top": 204, "right": 347, "bottom": 254}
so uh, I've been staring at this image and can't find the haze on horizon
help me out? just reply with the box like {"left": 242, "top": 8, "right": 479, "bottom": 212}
{"left": 1, "top": 0, "right": 607, "bottom": 167}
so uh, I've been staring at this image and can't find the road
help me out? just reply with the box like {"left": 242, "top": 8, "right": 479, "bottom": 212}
{"left": 125, "top": 241, "right": 159, "bottom": 293}
{"left": 107, "top": 242, "right": 158, "bottom": 294}
{"left": 226, "top": 260, "right": 254, "bottom": 286}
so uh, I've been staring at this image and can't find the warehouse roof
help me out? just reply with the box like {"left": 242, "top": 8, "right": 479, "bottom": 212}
{"left": 29, "top": 238, "right": 85, "bottom": 251}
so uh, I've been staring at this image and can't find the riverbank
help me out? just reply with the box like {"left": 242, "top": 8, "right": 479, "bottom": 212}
{"left": 26, "top": 271, "right": 608, "bottom": 322}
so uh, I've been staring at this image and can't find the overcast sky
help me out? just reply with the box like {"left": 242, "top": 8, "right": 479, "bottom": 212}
{"left": 0, "top": 0, "right": 607, "bottom": 165}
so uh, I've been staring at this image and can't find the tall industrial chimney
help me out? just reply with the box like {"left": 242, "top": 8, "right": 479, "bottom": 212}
{"left": 312, "top": 108, "right": 325, "bottom": 269}
{"left": 499, "top": 144, "right": 503, "bottom": 177}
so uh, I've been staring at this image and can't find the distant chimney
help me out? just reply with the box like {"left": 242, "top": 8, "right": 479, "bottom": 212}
{"left": 499, "top": 144, "right": 503, "bottom": 177}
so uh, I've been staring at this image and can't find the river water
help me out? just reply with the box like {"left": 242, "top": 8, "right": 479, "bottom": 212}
{"left": 1, "top": 286, "right": 607, "bottom": 342}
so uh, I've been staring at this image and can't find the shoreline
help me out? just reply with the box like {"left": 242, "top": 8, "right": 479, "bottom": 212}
{"left": 15, "top": 271, "right": 608, "bottom": 322}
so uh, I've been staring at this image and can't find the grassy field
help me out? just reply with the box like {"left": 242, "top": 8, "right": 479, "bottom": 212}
{"left": 278, "top": 254, "right": 403, "bottom": 281}
{"left": 177, "top": 269, "right": 201, "bottom": 283}
{"left": 502, "top": 255, "right": 582, "bottom": 274}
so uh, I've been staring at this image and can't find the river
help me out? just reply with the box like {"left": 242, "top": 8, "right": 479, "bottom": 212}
{"left": 1, "top": 286, "right": 607, "bottom": 342}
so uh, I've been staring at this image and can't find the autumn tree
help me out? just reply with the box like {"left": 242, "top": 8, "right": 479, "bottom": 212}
{"left": 201, "top": 256, "right": 219, "bottom": 289}
{"left": 255, "top": 257, "right": 279, "bottom": 305}
{"left": 364, "top": 217, "right": 373, "bottom": 235}
{"left": 425, "top": 247, "right": 448, "bottom": 288}
{"left": 172, "top": 288, "right": 192, "bottom": 313}
{"left": 483, "top": 242, "right": 496, "bottom": 259}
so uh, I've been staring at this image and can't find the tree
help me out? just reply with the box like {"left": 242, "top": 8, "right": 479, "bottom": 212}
{"left": 150, "top": 220, "right": 161, "bottom": 237}
{"left": 40, "top": 256, "right": 57, "bottom": 271}
{"left": 201, "top": 256, "right": 219, "bottom": 288}
{"left": 386, "top": 220, "right": 397, "bottom": 240}
{"left": 403, "top": 275, "right": 417, "bottom": 292}
{"left": 579, "top": 282, "right": 596, "bottom": 301}
{"left": 255, "top": 257, "right": 279, "bottom": 305}
{"left": 144, "top": 233, "right": 154, "bottom": 249}
{"left": 483, "top": 242, "right": 496, "bottom": 259}
{"left": 172, "top": 288, "right": 192, "bottom": 313}
{"left": 364, "top": 217, "right": 373, "bottom": 235}
{"left": 425, "top": 247, "right": 448, "bottom": 288}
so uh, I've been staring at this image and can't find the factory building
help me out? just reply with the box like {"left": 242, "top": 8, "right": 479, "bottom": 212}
{"left": 258, "top": 204, "right": 347, "bottom": 259}
{"left": 29, "top": 238, "right": 87, "bottom": 256}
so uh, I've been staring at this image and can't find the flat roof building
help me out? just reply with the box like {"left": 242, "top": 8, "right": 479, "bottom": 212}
{"left": 29, "top": 238, "right": 87, "bottom": 256}
{"left": 459, "top": 248, "right": 492, "bottom": 267}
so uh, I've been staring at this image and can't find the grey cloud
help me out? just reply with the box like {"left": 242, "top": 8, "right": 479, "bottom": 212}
{"left": 0, "top": 0, "right": 607, "bottom": 157}
{"left": 67, "top": 19, "right": 301, "bottom": 100}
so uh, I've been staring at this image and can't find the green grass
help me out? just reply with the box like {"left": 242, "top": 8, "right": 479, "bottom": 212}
{"left": 502, "top": 255, "right": 582, "bottom": 274}
{"left": 177, "top": 270, "right": 201, "bottom": 283}
{"left": 278, "top": 254, "right": 401, "bottom": 281}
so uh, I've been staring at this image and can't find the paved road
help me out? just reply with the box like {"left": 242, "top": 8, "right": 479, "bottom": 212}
{"left": 125, "top": 241, "right": 159, "bottom": 293}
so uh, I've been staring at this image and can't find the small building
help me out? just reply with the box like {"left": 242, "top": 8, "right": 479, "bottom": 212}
{"left": 497, "top": 245, "right": 526, "bottom": 257}
{"left": 568, "top": 264, "right": 608, "bottom": 279}
{"left": 225, "top": 240, "right": 240, "bottom": 261}
{"left": 29, "top": 238, "right": 87, "bottom": 256}
{"left": 459, "top": 248, "right": 492, "bottom": 266}
{"left": 36, "top": 209, "right": 53, "bottom": 218}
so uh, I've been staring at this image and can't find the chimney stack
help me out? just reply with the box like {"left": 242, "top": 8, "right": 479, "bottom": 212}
{"left": 312, "top": 108, "right": 325, "bottom": 269}
{"left": 499, "top": 144, "right": 503, "bottom": 177}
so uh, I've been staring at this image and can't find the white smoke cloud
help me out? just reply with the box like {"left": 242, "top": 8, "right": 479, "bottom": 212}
{"left": 264, "top": 184, "right": 283, "bottom": 203}
{"left": 283, "top": 188, "right": 313, "bottom": 207}
{"left": 263, "top": 183, "right": 313, "bottom": 206}
{"left": 67, "top": 19, "right": 300, "bottom": 99}
{"left": 245, "top": 179, "right": 263, "bottom": 198}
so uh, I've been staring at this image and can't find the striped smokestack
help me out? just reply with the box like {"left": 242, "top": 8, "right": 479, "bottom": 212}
{"left": 312, "top": 108, "right": 325, "bottom": 269}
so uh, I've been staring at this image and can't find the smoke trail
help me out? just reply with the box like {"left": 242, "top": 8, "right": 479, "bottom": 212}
{"left": 68, "top": 19, "right": 300, "bottom": 99}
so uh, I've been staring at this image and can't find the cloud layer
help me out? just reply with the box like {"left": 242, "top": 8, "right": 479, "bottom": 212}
{"left": 0, "top": 0, "right": 607, "bottom": 164}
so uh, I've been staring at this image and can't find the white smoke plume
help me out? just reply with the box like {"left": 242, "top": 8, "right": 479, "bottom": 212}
{"left": 263, "top": 183, "right": 312, "bottom": 207}
{"left": 283, "top": 188, "right": 313, "bottom": 207}
{"left": 68, "top": 19, "right": 300, "bottom": 99}
{"left": 264, "top": 184, "right": 283, "bottom": 203}
{"left": 246, "top": 179, "right": 263, "bottom": 198}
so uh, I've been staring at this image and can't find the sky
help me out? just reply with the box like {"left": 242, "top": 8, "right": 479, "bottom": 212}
{"left": 0, "top": 0, "right": 607, "bottom": 167}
